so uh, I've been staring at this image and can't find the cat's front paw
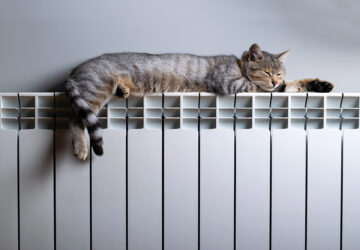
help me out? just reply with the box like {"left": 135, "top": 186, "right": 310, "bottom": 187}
{"left": 115, "top": 86, "right": 130, "bottom": 99}
{"left": 307, "top": 79, "right": 334, "bottom": 93}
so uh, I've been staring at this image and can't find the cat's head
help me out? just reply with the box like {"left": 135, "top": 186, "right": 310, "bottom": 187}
{"left": 241, "top": 43, "right": 289, "bottom": 91}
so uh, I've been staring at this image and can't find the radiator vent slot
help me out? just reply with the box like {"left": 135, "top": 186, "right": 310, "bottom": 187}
{"left": 1, "top": 92, "right": 359, "bottom": 130}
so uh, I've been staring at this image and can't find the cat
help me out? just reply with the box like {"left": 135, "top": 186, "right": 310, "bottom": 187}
{"left": 65, "top": 43, "right": 333, "bottom": 160}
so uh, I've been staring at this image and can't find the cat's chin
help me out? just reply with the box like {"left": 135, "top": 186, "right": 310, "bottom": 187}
{"left": 255, "top": 83, "right": 277, "bottom": 92}
{"left": 250, "top": 80, "right": 274, "bottom": 92}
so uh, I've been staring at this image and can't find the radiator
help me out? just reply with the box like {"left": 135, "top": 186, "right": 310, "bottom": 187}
{"left": 0, "top": 92, "right": 359, "bottom": 250}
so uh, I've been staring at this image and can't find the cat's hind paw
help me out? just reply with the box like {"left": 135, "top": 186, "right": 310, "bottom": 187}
{"left": 73, "top": 143, "right": 88, "bottom": 161}
{"left": 307, "top": 79, "right": 334, "bottom": 93}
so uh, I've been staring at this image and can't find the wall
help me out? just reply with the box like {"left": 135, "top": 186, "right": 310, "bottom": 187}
{"left": 0, "top": 0, "right": 359, "bottom": 92}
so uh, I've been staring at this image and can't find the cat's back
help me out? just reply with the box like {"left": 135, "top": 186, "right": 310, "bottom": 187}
{"left": 106, "top": 52, "right": 237, "bottom": 66}
{"left": 107, "top": 52, "right": 238, "bottom": 77}
{"left": 70, "top": 52, "right": 239, "bottom": 85}
{"left": 75, "top": 52, "right": 236, "bottom": 71}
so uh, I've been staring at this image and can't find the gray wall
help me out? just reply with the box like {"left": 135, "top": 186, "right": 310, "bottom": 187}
{"left": 0, "top": 0, "right": 359, "bottom": 92}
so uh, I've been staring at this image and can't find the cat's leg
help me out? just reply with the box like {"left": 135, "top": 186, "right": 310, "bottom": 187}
{"left": 283, "top": 78, "right": 334, "bottom": 93}
{"left": 70, "top": 117, "right": 88, "bottom": 161}
{"left": 204, "top": 79, "right": 227, "bottom": 95}
{"left": 114, "top": 73, "right": 134, "bottom": 98}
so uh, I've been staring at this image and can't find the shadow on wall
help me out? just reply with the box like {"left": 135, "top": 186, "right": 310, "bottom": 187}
{"left": 26, "top": 130, "right": 89, "bottom": 177}
{"left": 42, "top": 71, "right": 68, "bottom": 93}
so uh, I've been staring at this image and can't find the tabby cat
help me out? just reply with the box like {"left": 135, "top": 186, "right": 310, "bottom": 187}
{"left": 65, "top": 43, "right": 333, "bottom": 160}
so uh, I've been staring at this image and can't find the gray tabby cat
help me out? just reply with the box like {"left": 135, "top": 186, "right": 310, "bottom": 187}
{"left": 65, "top": 43, "right": 333, "bottom": 160}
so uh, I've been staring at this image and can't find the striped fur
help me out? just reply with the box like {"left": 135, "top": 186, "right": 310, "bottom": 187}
{"left": 65, "top": 43, "right": 333, "bottom": 160}
{"left": 66, "top": 81, "right": 105, "bottom": 157}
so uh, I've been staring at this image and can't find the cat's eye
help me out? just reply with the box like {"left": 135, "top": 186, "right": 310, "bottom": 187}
{"left": 262, "top": 71, "right": 271, "bottom": 76}
{"left": 277, "top": 73, "right": 283, "bottom": 77}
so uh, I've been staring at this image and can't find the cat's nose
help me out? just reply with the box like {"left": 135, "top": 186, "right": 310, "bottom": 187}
{"left": 272, "top": 76, "right": 279, "bottom": 86}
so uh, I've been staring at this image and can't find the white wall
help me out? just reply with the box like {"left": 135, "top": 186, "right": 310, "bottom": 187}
{"left": 0, "top": 0, "right": 359, "bottom": 92}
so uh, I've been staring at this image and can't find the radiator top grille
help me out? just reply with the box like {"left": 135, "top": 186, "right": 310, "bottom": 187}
{"left": 0, "top": 92, "right": 359, "bottom": 130}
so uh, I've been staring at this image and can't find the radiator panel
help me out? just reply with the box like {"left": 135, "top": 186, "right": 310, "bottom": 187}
{"left": 272, "top": 129, "right": 306, "bottom": 250}
{"left": 307, "top": 130, "right": 341, "bottom": 250}
{"left": 19, "top": 130, "right": 54, "bottom": 250}
{"left": 92, "top": 129, "right": 126, "bottom": 250}
{"left": 55, "top": 130, "right": 90, "bottom": 250}
{"left": 200, "top": 129, "right": 234, "bottom": 250}
{"left": 128, "top": 129, "right": 162, "bottom": 250}
{"left": 0, "top": 130, "right": 18, "bottom": 250}
{"left": 236, "top": 129, "right": 270, "bottom": 250}
{"left": 343, "top": 130, "right": 360, "bottom": 250}
{"left": 164, "top": 129, "right": 198, "bottom": 250}
{"left": 1, "top": 92, "right": 360, "bottom": 249}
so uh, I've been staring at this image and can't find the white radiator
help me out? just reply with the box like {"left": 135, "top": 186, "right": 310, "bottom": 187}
{"left": 0, "top": 92, "right": 359, "bottom": 250}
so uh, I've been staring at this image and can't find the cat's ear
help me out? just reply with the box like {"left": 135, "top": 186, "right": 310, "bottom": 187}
{"left": 248, "top": 43, "right": 263, "bottom": 61}
{"left": 277, "top": 49, "right": 290, "bottom": 62}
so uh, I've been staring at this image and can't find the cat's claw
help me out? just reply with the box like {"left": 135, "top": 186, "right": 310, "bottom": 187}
{"left": 307, "top": 79, "right": 334, "bottom": 93}
{"left": 74, "top": 145, "right": 88, "bottom": 161}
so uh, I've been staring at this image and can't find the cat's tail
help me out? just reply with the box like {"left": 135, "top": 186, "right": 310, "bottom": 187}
{"left": 65, "top": 79, "right": 104, "bottom": 156}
